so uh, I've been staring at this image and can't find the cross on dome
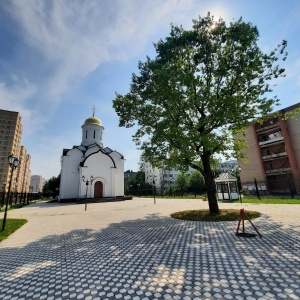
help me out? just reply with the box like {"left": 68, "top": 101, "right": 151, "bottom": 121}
{"left": 92, "top": 106, "right": 97, "bottom": 117}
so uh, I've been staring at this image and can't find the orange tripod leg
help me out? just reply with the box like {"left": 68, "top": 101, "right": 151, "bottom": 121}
{"left": 244, "top": 211, "right": 262, "bottom": 238}
{"left": 236, "top": 209, "right": 244, "bottom": 235}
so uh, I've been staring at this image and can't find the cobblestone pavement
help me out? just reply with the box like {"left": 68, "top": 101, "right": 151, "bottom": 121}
{"left": 0, "top": 198, "right": 299, "bottom": 300}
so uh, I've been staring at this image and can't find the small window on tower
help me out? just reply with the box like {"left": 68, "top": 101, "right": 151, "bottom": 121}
{"left": 94, "top": 130, "right": 95, "bottom": 139}
{"left": 86, "top": 131, "right": 87, "bottom": 139}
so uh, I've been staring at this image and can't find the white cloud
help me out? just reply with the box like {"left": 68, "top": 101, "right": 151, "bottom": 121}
{"left": 28, "top": 130, "right": 78, "bottom": 178}
{"left": 3, "top": 0, "right": 202, "bottom": 133}
{"left": 2, "top": 0, "right": 298, "bottom": 179}
{"left": 0, "top": 79, "right": 46, "bottom": 134}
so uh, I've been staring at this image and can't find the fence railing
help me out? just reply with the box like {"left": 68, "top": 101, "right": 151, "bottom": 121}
{"left": 125, "top": 187, "right": 193, "bottom": 197}
{"left": 241, "top": 178, "right": 300, "bottom": 197}
{"left": 0, "top": 192, "right": 40, "bottom": 208}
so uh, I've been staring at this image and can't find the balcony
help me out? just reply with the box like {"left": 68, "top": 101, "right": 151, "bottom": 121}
{"left": 259, "top": 136, "right": 284, "bottom": 147}
{"left": 262, "top": 152, "right": 287, "bottom": 161}
{"left": 265, "top": 167, "right": 291, "bottom": 175}
{"left": 256, "top": 122, "right": 280, "bottom": 133}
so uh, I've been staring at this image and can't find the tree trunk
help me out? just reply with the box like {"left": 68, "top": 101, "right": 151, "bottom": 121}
{"left": 202, "top": 151, "right": 219, "bottom": 214}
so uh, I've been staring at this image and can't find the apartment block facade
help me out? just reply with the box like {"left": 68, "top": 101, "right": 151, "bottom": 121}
{"left": 16, "top": 146, "right": 31, "bottom": 193}
{"left": 0, "top": 109, "right": 31, "bottom": 193}
{"left": 30, "top": 175, "right": 44, "bottom": 193}
{"left": 145, "top": 163, "right": 193, "bottom": 190}
{"left": 216, "top": 160, "right": 238, "bottom": 173}
{"left": 237, "top": 103, "right": 300, "bottom": 195}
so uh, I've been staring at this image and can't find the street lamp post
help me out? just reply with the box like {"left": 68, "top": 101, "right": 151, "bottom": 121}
{"left": 150, "top": 175, "right": 157, "bottom": 204}
{"left": 82, "top": 175, "right": 94, "bottom": 211}
{"left": 30, "top": 186, "right": 33, "bottom": 201}
{"left": 170, "top": 178, "right": 175, "bottom": 197}
{"left": 137, "top": 183, "right": 140, "bottom": 197}
{"left": 2, "top": 155, "right": 19, "bottom": 231}
{"left": 27, "top": 186, "right": 30, "bottom": 203}
{"left": 153, "top": 178, "right": 156, "bottom": 204}
{"left": 1, "top": 180, "right": 6, "bottom": 208}
{"left": 232, "top": 166, "right": 243, "bottom": 204}
{"left": 238, "top": 166, "right": 242, "bottom": 204}
{"left": 146, "top": 175, "right": 157, "bottom": 204}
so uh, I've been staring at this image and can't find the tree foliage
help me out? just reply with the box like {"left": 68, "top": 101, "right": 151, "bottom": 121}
{"left": 113, "top": 13, "right": 287, "bottom": 213}
{"left": 175, "top": 173, "right": 189, "bottom": 197}
{"left": 189, "top": 170, "right": 205, "bottom": 197}
{"left": 125, "top": 171, "right": 152, "bottom": 195}
{"left": 43, "top": 174, "right": 60, "bottom": 197}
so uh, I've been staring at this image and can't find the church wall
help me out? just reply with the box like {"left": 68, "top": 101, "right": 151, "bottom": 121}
{"left": 60, "top": 149, "right": 83, "bottom": 200}
{"left": 81, "top": 152, "right": 115, "bottom": 197}
{"left": 81, "top": 124, "right": 103, "bottom": 147}
{"left": 85, "top": 146, "right": 101, "bottom": 157}
{"left": 110, "top": 151, "right": 125, "bottom": 196}
{"left": 60, "top": 114, "right": 125, "bottom": 201}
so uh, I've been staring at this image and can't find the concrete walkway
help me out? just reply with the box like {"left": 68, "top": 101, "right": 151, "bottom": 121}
{"left": 0, "top": 198, "right": 299, "bottom": 300}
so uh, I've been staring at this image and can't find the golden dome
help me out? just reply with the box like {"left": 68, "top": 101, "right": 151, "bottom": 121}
{"left": 83, "top": 116, "right": 102, "bottom": 126}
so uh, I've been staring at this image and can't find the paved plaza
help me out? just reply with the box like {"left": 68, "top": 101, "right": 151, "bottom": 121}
{"left": 0, "top": 198, "right": 299, "bottom": 300}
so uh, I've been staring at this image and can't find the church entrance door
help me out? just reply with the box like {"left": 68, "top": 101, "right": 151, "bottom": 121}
{"left": 94, "top": 181, "right": 103, "bottom": 198}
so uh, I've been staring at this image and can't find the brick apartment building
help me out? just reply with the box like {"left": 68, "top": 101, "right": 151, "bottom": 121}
{"left": 237, "top": 103, "right": 300, "bottom": 195}
{"left": 30, "top": 175, "right": 44, "bottom": 193}
{"left": 0, "top": 109, "right": 31, "bottom": 193}
{"left": 16, "top": 146, "right": 31, "bottom": 193}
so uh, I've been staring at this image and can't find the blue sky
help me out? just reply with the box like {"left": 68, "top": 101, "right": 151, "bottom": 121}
{"left": 0, "top": 0, "right": 299, "bottom": 180}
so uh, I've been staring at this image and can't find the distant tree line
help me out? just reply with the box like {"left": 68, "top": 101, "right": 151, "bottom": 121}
{"left": 43, "top": 174, "right": 60, "bottom": 198}
{"left": 125, "top": 170, "right": 206, "bottom": 197}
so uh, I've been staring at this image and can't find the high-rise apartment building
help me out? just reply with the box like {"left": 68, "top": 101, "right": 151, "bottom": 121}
{"left": 216, "top": 160, "right": 238, "bottom": 173}
{"left": 237, "top": 103, "right": 300, "bottom": 195}
{"left": 16, "top": 146, "right": 31, "bottom": 193}
{"left": 0, "top": 109, "right": 31, "bottom": 193}
{"left": 144, "top": 163, "right": 193, "bottom": 190}
{"left": 30, "top": 175, "right": 44, "bottom": 193}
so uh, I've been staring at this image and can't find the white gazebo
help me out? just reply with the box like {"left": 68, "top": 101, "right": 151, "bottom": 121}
{"left": 215, "top": 173, "right": 239, "bottom": 201}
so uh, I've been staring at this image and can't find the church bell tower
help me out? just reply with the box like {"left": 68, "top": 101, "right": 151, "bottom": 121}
{"left": 81, "top": 108, "right": 104, "bottom": 147}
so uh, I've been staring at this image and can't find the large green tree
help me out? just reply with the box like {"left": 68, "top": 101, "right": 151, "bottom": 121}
{"left": 113, "top": 13, "right": 287, "bottom": 213}
{"left": 189, "top": 170, "right": 205, "bottom": 197}
{"left": 175, "top": 173, "right": 189, "bottom": 197}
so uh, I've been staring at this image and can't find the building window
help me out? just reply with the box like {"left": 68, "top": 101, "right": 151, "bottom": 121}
{"left": 86, "top": 131, "right": 87, "bottom": 139}
{"left": 94, "top": 130, "right": 95, "bottom": 139}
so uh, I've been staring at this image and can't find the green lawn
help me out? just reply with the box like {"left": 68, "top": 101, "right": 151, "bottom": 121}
{"left": 229, "top": 198, "right": 299, "bottom": 204}
{"left": 0, "top": 219, "right": 28, "bottom": 242}
{"left": 137, "top": 195, "right": 299, "bottom": 204}
{"left": 171, "top": 209, "right": 260, "bottom": 222}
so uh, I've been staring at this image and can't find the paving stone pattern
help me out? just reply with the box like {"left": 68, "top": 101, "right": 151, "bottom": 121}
{"left": 0, "top": 199, "right": 299, "bottom": 300}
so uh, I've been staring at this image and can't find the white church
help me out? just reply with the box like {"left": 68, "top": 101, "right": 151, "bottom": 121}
{"left": 59, "top": 112, "right": 124, "bottom": 202}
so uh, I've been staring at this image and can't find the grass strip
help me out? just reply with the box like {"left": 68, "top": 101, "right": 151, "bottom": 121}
{"left": 171, "top": 209, "right": 260, "bottom": 222}
{"left": 0, "top": 219, "right": 28, "bottom": 242}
